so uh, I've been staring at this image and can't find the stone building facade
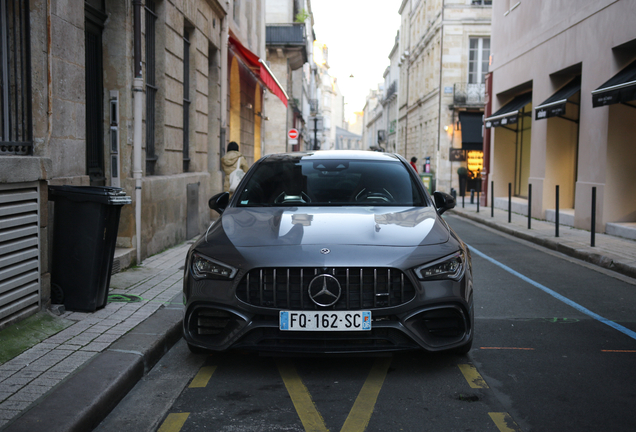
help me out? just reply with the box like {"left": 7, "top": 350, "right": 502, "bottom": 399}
{"left": 264, "top": 0, "right": 313, "bottom": 154}
{"left": 383, "top": 31, "right": 400, "bottom": 154}
{"left": 485, "top": 0, "right": 636, "bottom": 238}
{"left": 362, "top": 87, "right": 382, "bottom": 151}
{"left": 0, "top": 0, "right": 290, "bottom": 328}
{"left": 397, "top": 0, "right": 491, "bottom": 192}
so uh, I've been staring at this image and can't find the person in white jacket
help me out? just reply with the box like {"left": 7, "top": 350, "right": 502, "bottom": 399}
{"left": 221, "top": 141, "right": 250, "bottom": 195}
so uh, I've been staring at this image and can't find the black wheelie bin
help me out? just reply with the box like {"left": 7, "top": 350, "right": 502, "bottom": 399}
{"left": 49, "top": 186, "right": 131, "bottom": 312}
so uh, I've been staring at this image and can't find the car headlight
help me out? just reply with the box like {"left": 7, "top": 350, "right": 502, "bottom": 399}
{"left": 191, "top": 253, "right": 237, "bottom": 280}
{"left": 414, "top": 251, "right": 465, "bottom": 281}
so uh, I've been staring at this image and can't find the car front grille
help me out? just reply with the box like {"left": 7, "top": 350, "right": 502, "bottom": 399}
{"left": 236, "top": 267, "right": 416, "bottom": 310}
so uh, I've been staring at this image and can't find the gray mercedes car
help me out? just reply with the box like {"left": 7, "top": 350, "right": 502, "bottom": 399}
{"left": 182, "top": 150, "right": 473, "bottom": 354}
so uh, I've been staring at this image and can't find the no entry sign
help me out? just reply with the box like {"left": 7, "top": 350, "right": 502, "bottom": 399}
{"left": 288, "top": 129, "right": 299, "bottom": 140}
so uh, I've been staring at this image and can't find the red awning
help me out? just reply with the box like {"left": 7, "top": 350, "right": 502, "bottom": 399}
{"left": 229, "top": 34, "right": 288, "bottom": 107}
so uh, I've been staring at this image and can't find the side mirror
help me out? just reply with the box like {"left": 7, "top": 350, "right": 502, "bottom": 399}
{"left": 433, "top": 191, "right": 456, "bottom": 215}
{"left": 209, "top": 192, "right": 229, "bottom": 215}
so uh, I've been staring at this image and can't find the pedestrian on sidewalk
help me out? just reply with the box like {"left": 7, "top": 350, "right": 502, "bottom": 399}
{"left": 410, "top": 156, "right": 418, "bottom": 172}
{"left": 221, "top": 141, "right": 250, "bottom": 196}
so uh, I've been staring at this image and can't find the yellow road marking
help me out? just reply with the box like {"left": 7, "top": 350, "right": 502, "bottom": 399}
{"left": 157, "top": 412, "right": 190, "bottom": 432}
{"left": 458, "top": 364, "right": 489, "bottom": 388}
{"left": 489, "top": 412, "right": 523, "bottom": 432}
{"left": 189, "top": 365, "right": 217, "bottom": 388}
{"left": 340, "top": 357, "right": 392, "bottom": 432}
{"left": 277, "top": 359, "right": 329, "bottom": 432}
{"left": 602, "top": 350, "right": 636, "bottom": 353}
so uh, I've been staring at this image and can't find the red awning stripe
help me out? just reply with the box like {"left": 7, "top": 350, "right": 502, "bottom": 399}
{"left": 229, "top": 34, "right": 288, "bottom": 107}
{"left": 259, "top": 59, "right": 289, "bottom": 108}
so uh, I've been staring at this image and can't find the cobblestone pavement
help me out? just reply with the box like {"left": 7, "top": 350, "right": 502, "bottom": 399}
{"left": 0, "top": 241, "right": 193, "bottom": 429}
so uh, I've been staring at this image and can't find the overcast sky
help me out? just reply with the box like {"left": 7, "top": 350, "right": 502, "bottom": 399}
{"left": 310, "top": 0, "right": 402, "bottom": 121}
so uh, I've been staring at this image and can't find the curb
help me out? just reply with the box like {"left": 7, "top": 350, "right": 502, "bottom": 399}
{"left": 450, "top": 210, "right": 636, "bottom": 280}
{"left": 4, "top": 303, "right": 184, "bottom": 432}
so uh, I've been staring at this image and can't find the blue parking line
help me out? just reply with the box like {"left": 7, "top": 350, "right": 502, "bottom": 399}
{"left": 468, "top": 244, "right": 636, "bottom": 341}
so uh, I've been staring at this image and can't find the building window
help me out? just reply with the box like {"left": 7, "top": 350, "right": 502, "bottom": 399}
{"left": 145, "top": 0, "right": 158, "bottom": 174}
{"left": 183, "top": 27, "right": 191, "bottom": 172}
{"left": 233, "top": 0, "right": 240, "bottom": 24}
{"left": 0, "top": 0, "right": 33, "bottom": 155}
{"left": 471, "top": 0, "right": 492, "bottom": 5}
{"left": 468, "top": 37, "right": 490, "bottom": 84}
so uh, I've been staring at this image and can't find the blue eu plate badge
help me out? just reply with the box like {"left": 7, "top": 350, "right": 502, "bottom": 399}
{"left": 280, "top": 311, "right": 289, "bottom": 330}
{"left": 361, "top": 311, "right": 371, "bottom": 330}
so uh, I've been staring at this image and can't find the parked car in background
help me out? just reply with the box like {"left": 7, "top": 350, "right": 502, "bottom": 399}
{"left": 182, "top": 150, "right": 473, "bottom": 354}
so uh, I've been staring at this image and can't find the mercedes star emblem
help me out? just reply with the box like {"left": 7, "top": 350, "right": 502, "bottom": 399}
{"left": 308, "top": 274, "right": 342, "bottom": 307}
{"left": 320, "top": 248, "right": 330, "bottom": 254}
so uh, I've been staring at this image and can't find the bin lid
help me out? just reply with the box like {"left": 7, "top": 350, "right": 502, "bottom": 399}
{"left": 49, "top": 185, "right": 132, "bottom": 205}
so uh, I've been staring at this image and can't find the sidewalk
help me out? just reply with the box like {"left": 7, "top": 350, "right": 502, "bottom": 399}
{"left": 0, "top": 241, "right": 194, "bottom": 431}
{"left": 449, "top": 199, "right": 636, "bottom": 280}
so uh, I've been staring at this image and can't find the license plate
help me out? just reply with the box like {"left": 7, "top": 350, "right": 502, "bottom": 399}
{"left": 280, "top": 311, "right": 371, "bottom": 331}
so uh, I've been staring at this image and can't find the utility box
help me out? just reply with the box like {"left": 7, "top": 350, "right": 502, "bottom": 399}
{"left": 420, "top": 174, "right": 435, "bottom": 193}
{"left": 49, "top": 186, "right": 131, "bottom": 312}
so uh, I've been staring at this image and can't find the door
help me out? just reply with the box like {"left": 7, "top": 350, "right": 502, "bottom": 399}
{"left": 85, "top": 5, "right": 106, "bottom": 186}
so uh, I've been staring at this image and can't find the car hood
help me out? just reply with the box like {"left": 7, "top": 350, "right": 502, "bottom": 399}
{"left": 211, "top": 206, "right": 449, "bottom": 247}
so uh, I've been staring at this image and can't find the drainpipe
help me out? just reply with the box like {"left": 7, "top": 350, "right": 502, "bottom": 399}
{"left": 220, "top": 10, "right": 229, "bottom": 156}
{"left": 133, "top": 0, "right": 143, "bottom": 265}
{"left": 46, "top": 0, "right": 52, "bottom": 144}
{"left": 436, "top": 4, "right": 445, "bottom": 181}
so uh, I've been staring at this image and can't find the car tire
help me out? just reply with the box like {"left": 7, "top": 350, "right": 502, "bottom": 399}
{"left": 187, "top": 343, "right": 210, "bottom": 355}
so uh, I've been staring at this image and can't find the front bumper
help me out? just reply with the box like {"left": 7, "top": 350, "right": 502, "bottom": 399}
{"left": 183, "top": 300, "right": 473, "bottom": 354}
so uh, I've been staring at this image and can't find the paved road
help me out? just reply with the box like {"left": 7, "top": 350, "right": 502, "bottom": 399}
{"left": 97, "top": 215, "right": 636, "bottom": 432}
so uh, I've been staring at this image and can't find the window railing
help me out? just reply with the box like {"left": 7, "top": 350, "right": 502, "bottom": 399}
{"left": 145, "top": 0, "right": 157, "bottom": 174}
{"left": 453, "top": 83, "right": 486, "bottom": 107}
{"left": 0, "top": 0, "right": 33, "bottom": 155}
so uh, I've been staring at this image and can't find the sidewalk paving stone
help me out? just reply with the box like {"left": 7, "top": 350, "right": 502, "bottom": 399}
{"left": 0, "top": 240, "right": 194, "bottom": 430}
{"left": 449, "top": 200, "right": 636, "bottom": 279}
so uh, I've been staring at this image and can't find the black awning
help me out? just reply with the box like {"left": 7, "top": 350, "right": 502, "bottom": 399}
{"left": 459, "top": 112, "right": 483, "bottom": 150}
{"left": 535, "top": 76, "right": 581, "bottom": 120}
{"left": 592, "top": 59, "right": 636, "bottom": 108}
{"left": 484, "top": 93, "right": 532, "bottom": 128}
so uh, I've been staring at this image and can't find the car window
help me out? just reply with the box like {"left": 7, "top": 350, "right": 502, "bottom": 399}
{"left": 236, "top": 158, "right": 427, "bottom": 207}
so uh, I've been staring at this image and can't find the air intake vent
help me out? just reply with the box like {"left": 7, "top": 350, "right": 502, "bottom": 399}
{"left": 197, "top": 309, "right": 232, "bottom": 335}
{"left": 0, "top": 182, "right": 40, "bottom": 328}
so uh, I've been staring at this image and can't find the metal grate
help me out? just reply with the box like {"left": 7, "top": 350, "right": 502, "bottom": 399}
{"left": 196, "top": 309, "right": 232, "bottom": 336}
{"left": 145, "top": 0, "right": 157, "bottom": 175}
{"left": 110, "top": 257, "right": 120, "bottom": 275}
{"left": 0, "top": 182, "right": 40, "bottom": 327}
{"left": 236, "top": 268, "right": 415, "bottom": 310}
{"left": 0, "top": 0, "right": 33, "bottom": 155}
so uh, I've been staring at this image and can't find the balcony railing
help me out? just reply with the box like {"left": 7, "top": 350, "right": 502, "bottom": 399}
{"left": 384, "top": 81, "right": 397, "bottom": 101}
{"left": 453, "top": 83, "right": 486, "bottom": 107}
{"left": 266, "top": 24, "right": 306, "bottom": 46}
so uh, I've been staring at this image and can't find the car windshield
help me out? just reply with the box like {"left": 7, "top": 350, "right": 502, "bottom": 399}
{"left": 236, "top": 157, "right": 428, "bottom": 207}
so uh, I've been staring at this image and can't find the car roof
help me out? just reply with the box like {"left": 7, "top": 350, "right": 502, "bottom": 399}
{"left": 261, "top": 150, "right": 403, "bottom": 163}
